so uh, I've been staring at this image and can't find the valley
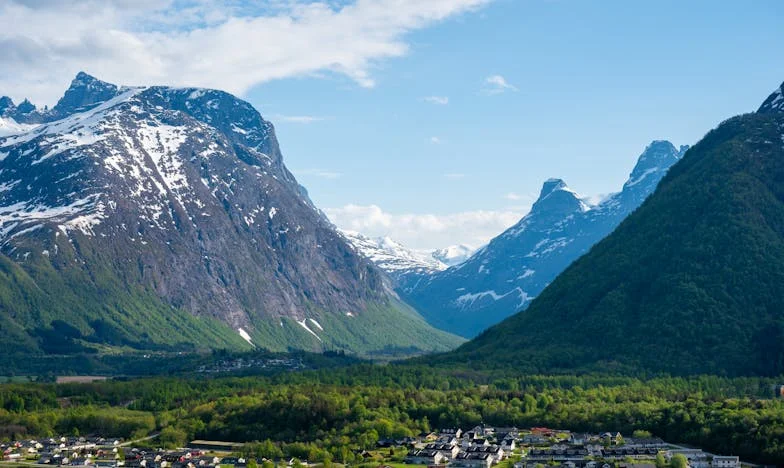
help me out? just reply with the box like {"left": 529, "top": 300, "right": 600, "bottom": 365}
{"left": 1, "top": 2, "right": 783, "bottom": 466}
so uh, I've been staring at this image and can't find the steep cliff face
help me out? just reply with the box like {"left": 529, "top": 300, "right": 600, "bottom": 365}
{"left": 0, "top": 73, "right": 462, "bottom": 357}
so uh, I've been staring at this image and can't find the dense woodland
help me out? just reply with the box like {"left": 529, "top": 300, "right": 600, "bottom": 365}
{"left": 1, "top": 366, "right": 783, "bottom": 464}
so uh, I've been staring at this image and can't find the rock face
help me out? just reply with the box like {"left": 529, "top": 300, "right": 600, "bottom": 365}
{"left": 0, "top": 73, "right": 462, "bottom": 358}
{"left": 402, "top": 141, "right": 687, "bottom": 338}
{"left": 440, "top": 81, "right": 784, "bottom": 377}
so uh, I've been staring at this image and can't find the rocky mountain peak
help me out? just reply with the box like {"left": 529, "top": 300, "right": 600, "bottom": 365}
{"left": 52, "top": 71, "right": 120, "bottom": 117}
{"left": 0, "top": 96, "right": 14, "bottom": 113}
{"left": 622, "top": 140, "right": 682, "bottom": 192}
{"left": 530, "top": 178, "right": 586, "bottom": 215}
{"left": 758, "top": 81, "right": 784, "bottom": 113}
{"left": 15, "top": 99, "right": 36, "bottom": 114}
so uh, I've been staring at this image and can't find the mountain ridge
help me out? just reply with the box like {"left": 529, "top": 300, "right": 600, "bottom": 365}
{"left": 401, "top": 140, "right": 687, "bottom": 338}
{"left": 0, "top": 72, "right": 463, "bottom": 359}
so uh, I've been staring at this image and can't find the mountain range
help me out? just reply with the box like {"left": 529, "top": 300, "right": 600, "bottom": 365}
{"left": 341, "top": 230, "right": 474, "bottom": 280}
{"left": 436, "top": 81, "right": 784, "bottom": 376}
{"left": 0, "top": 72, "right": 462, "bottom": 360}
{"left": 396, "top": 140, "right": 687, "bottom": 337}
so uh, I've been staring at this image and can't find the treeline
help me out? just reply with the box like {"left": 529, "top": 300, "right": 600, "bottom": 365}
{"left": 0, "top": 369, "right": 783, "bottom": 463}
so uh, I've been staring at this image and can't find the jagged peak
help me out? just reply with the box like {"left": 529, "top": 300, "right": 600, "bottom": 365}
{"left": 539, "top": 178, "right": 569, "bottom": 199}
{"left": 52, "top": 72, "right": 120, "bottom": 116}
{"left": 16, "top": 99, "right": 36, "bottom": 114}
{"left": 0, "top": 96, "right": 14, "bottom": 112}
{"left": 623, "top": 140, "right": 681, "bottom": 190}
{"left": 758, "top": 81, "right": 784, "bottom": 114}
{"left": 529, "top": 177, "right": 585, "bottom": 216}
{"left": 71, "top": 71, "right": 115, "bottom": 89}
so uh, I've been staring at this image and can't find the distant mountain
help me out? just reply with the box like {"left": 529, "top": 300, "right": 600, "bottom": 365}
{"left": 403, "top": 141, "right": 687, "bottom": 338}
{"left": 341, "top": 231, "right": 476, "bottom": 290}
{"left": 341, "top": 230, "right": 447, "bottom": 278}
{"left": 438, "top": 81, "right": 784, "bottom": 376}
{"left": 432, "top": 244, "right": 475, "bottom": 267}
{"left": 0, "top": 73, "right": 462, "bottom": 360}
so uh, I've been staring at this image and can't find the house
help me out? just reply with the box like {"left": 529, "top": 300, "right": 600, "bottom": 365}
{"left": 520, "top": 435, "right": 547, "bottom": 445}
{"left": 467, "top": 445, "right": 504, "bottom": 462}
{"left": 440, "top": 429, "right": 463, "bottom": 439}
{"left": 600, "top": 433, "right": 623, "bottom": 446}
{"left": 406, "top": 450, "right": 447, "bottom": 466}
{"left": 667, "top": 450, "right": 710, "bottom": 468}
{"left": 450, "top": 453, "right": 493, "bottom": 468}
{"left": 435, "top": 436, "right": 459, "bottom": 447}
{"left": 568, "top": 434, "right": 592, "bottom": 445}
{"left": 424, "top": 444, "right": 460, "bottom": 460}
{"left": 711, "top": 456, "right": 739, "bottom": 468}
{"left": 470, "top": 439, "right": 489, "bottom": 448}
{"left": 377, "top": 439, "right": 396, "bottom": 448}
{"left": 197, "top": 456, "right": 221, "bottom": 466}
{"left": 498, "top": 438, "right": 515, "bottom": 452}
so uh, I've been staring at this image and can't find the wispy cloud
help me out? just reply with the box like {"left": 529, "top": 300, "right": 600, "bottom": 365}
{"left": 429, "top": 136, "right": 443, "bottom": 144}
{"left": 0, "top": 0, "right": 493, "bottom": 105}
{"left": 273, "top": 115, "right": 328, "bottom": 124}
{"left": 296, "top": 168, "right": 342, "bottom": 179}
{"left": 443, "top": 172, "right": 465, "bottom": 179}
{"left": 325, "top": 204, "right": 524, "bottom": 250}
{"left": 503, "top": 192, "right": 522, "bottom": 200}
{"left": 481, "top": 74, "right": 518, "bottom": 95}
{"left": 423, "top": 95, "right": 449, "bottom": 105}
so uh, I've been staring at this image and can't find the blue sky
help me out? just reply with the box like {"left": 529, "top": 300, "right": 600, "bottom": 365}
{"left": 2, "top": 0, "right": 783, "bottom": 249}
{"left": 250, "top": 0, "right": 784, "bottom": 248}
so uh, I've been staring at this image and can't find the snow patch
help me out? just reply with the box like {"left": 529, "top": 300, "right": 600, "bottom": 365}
{"left": 238, "top": 328, "right": 255, "bottom": 347}
{"left": 455, "top": 288, "right": 530, "bottom": 310}
{"left": 308, "top": 318, "right": 324, "bottom": 331}
{"left": 297, "top": 319, "right": 322, "bottom": 342}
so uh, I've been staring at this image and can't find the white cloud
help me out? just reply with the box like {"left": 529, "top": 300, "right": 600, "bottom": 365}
{"left": 503, "top": 192, "right": 522, "bottom": 200}
{"left": 443, "top": 172, "right": 465, "bottom": 179}
{"left": 296, "top": 168, "right": 342, "bottom": 179}
{"left": 273, "top": 114, "right": 328, "bottom": 124}
{"left": 325, "top": 204, "right": 526, "bottom": 250}
{"left": 423, "top": 95, "right": 449, "bottom": 105}
{"left": 0, "top": 0, "right": 492, "bottom": 105}
{"left": 429, "top": 136, "right": 442, "bottom": 144}
{"left": 481, "top": 74, "right": 518, "bottom": 95}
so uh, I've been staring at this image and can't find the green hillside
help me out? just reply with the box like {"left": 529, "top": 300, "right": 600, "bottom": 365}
{"left": 436, "top": 93, "right": 784, "bottom": 376}
{"left": 0, "top": 247, "right": 463, "bottom": 367}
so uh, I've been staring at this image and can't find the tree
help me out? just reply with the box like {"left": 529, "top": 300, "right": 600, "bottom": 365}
{"left": 670, "top": 454, "right": 688, "bottom": 468}
{"left": 159, "top": 426, "right": 187, "bottom": 449}
{"left": 655, "top": 452, "right": 666, "bottom": 468}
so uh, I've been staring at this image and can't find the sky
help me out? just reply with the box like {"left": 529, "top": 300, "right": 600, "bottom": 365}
{"left": 1, "top": 0, "right": 783, "bottom": 250}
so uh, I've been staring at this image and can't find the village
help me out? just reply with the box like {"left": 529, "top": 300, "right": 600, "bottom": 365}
{"left": 0, "top": 427, "right": 745, "bottom": 468}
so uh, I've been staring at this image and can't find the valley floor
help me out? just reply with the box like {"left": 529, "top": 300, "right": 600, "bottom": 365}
{"left": 0, "top": 366, "right": 782, "bottom": 465}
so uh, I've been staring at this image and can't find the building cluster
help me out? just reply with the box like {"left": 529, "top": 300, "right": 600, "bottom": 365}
{"left": 1, "top": 437, "right": 122, "bottom": 467}
{"left": 196, "top": 357, "right": 305, "bottom": 374}
{"left": 395, "top": 427, "right": 742, "bottom": 468}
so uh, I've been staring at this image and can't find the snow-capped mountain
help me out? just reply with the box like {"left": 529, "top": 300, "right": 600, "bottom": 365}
{"left": 402, "top": 140, "right": 688, "bottom": 338}
{"left": 432, "top": 244, "right": 475, "bottom": 267}
{"left": 0, "top": 72, "right": 461, "bottom": 357}
{"left": 341, "top": 231, "right": 477, "bottom": 288}
{"left": 341, "top": 230, "right": 447, "bottom": 276}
